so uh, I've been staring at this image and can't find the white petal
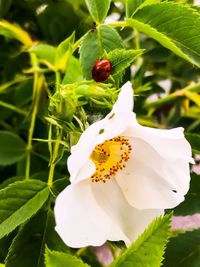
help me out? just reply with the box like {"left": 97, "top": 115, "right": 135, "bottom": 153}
{"left": 54, "top": 180, "right": 114, "bottom": 248}
{"left": 68, "top": 82, "right": 134, "bottom": 183}
{"left": 69, "top": 159, "right": 96, "bottom": 183}
{"left": 91, "top": 179, "right": 164, "bottom": 245}
{"left": 116, "top": 137, "right": 191, "bottom": 210}
{"left": 126, "top": 114, "right": 194, "bottom": 163}
{"left": 111, "top": 81, "right": 133, "bottom": 115}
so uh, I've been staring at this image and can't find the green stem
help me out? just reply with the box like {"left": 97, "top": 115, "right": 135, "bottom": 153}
{"left": 145, "top": 82, "right": 200, "bottom": 110}
{"left": 106, "top": 21, "right": 128, "bottom": 28}
{"left": 47, "top": 70, "right": 62, "bottom": 187}
{"left": 47, "top": 128, "right": 62, "bottom": 187}
{"left": 55, "top": 71, "right": 61, "bottom": 93}
{"left": 76, "top": 247, "right": 88, "bottom": 257}
{"left": 25, "top": 53, "right": 41, "bottom": 179}
{"left": 134, "top": 28, "right": 140, "bottom": 50}
{"left": 0, "top": 100, "right": 28, "bottom": 116}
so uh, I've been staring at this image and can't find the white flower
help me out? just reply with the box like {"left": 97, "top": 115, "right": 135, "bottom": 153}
{"left": 54, "top": 81, "right": 193, "bottom": 248}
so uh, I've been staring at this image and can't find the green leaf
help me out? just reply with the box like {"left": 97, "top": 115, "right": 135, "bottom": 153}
{"left": 80, "top": 25, "right": 122, "bottom": 79}
{"left": 0, "top": 176, "right": 24, "bottom": 190}
{"left": 45, "top": 247, "right": 90, "bottom": 267}
{"left": 0, "top": 75, "right": 29, "bottom": 94}
{"left": 127, "top": 2, "right": 200, "bottom": 66}
{"left": 126, "top": 0, "right": 143, "bottom": 17}
{"left": 163, "top": 229, "right": 200, "bottom": 267}
{"left": 0, "top": 131, "right": 26, "bottom": 166}
{"left": 29, "top": 44, "right": 56, "bottom": 65}
{"left": 175, "top": 173, "right": 200, "bottom": 216}
{"left": 110, "top": 213, "right": 172, "bottom": 267}
{"left": 0, "top": 0, "right": 12, "bottom": 18}
{"left": 55, "top": 32, "right": 75, "bottom": 71}
{"left": 85, "top": 0, "right": 111, "bottom": 22}
{"left": 0, "top": 180, "right": 49, "bottom": 239}
{"left": 126, "top": 0, "right": 160, "bottom": 17}
{"left": 107, "top": 49, "right": 143, "bottom": 75}
{"left": 62, "top": 56, "right": 83, "bottom": 84}
{"left": 185, "top": 133, "right": 200, "bottom": 154}
{"left": 5, "top": 208, "right": 69, "bottom": 267}
{"left": 184, "top": 91, "right": 200, "bottom": 108}
{"left": 0, "top": 20, "right": 32, "bottom": 47}
{"left": 0, "top": 233, "right": 15, "bottom": 263}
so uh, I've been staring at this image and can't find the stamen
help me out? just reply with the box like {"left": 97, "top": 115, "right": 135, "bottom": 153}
{"left": 90, "top": 136, "right": 132, "bottom": 183}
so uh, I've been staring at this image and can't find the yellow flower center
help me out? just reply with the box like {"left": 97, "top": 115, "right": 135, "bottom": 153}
{"left": 90, "top": 136, "right": 132, "bottom": 183}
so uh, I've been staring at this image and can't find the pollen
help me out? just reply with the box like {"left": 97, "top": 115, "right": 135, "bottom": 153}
{"left": 90, "top": 136, "right": 132, "bottom": 183}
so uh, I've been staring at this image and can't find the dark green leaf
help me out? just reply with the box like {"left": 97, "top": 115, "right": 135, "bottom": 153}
{"left": 45, "top": 247, "right": 90, "bottom": 267}
{"left": 0, "top": 131, "right": 26, "bottom": 166}
{"left": 175, "top": 173, "right": 200, "bottom": 215}
{"left": 163, "top": 229, "right": 200, "bottom": 267}
{"left": 0, "top": 176, "right": 24, "bottom": 190}
{"left": 0, "top": 180, "right": 49, "bottom": 239}
{"left": 126, "top": 0, "right": 143, "bottom": 17}
{"left": 0, "top": 0, "right": 12, "bottom": 18}
{"left": 185, "top": 133, "right": 200, "bottom": 154}
{"left": 128, "top": 2, "right": 200, "bottom": 66}
{"left": 110, "top": 214, "right": 172, "bottom": 267}
{"left": 80, "top": 25, "right": 122, "bottom": 79}
{"left": 5, "top": 208, "right": 69, "bottom": 267}
{"left": 85, "top": 0, "right": 111, "bottom": 22}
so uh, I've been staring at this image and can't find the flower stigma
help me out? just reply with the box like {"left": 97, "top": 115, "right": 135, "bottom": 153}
{"left": 90, "top": 136, "right": 132, "bottom": 183}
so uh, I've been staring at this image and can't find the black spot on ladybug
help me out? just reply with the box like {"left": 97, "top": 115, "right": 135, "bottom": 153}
{"left": 92, "top": 59, "right": 112, "bottom": 82}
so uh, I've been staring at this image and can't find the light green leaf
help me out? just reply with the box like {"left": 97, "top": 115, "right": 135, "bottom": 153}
{"left": 175, "top": 173, "right": 200, "bottom": 216}
{"left": 29, "top": 44, "right": 56, "bottom": 65}
{"left": 5, "top": 208, "right": 69, "bottom": 267}
{"left": 107, "top": 49, "right": 143, "bottom": 75}
{"left": 62, "top": 56, "right": 83, "bottom": 84}
{"left": 55, "top": 32, "right": 75, "bottom": 71}
{"left": 185, "top": 133, "right": 200, "bottom": 154}
{"left": 110, "top": 214, "right": 172, "bottom": 267}
{"left": 0, "top": 180, "right": 49, "bottom": 239}
{"left": 184, "top": 91, "right": 200, "bottom": 108}
{"left": 163, "top": 229, "right": 200, "bottom": 267}
{"left": 0, "top": 20, "right": 32, "bottom": 47}
{"left": 45, "top": 247, "right": 90, "bottom": 267}
{"left": 80, "top": 25, "right": 122, "bottom": 79}
{"left": 127, "top": 2, "right": 200, "bottom": 66}
{"left": 184, "top": 106, "right": 200, "bottom": 120}
{"left": 126, "top": 0, "right": 160, "bottom": 17}
{"left": 0, "top": 131, "right": 26, "bottom": 166}
{"left": 85, "top": 0, "right": 111, "bottom": 22}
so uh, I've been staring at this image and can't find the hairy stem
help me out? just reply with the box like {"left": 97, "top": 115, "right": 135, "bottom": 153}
{"left": 47, "top": 71, "right": 62, "bottom": 187}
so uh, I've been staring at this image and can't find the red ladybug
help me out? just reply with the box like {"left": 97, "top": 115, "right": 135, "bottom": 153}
{"left": 92, "top": 59, "right": 112, "bottom": 82}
